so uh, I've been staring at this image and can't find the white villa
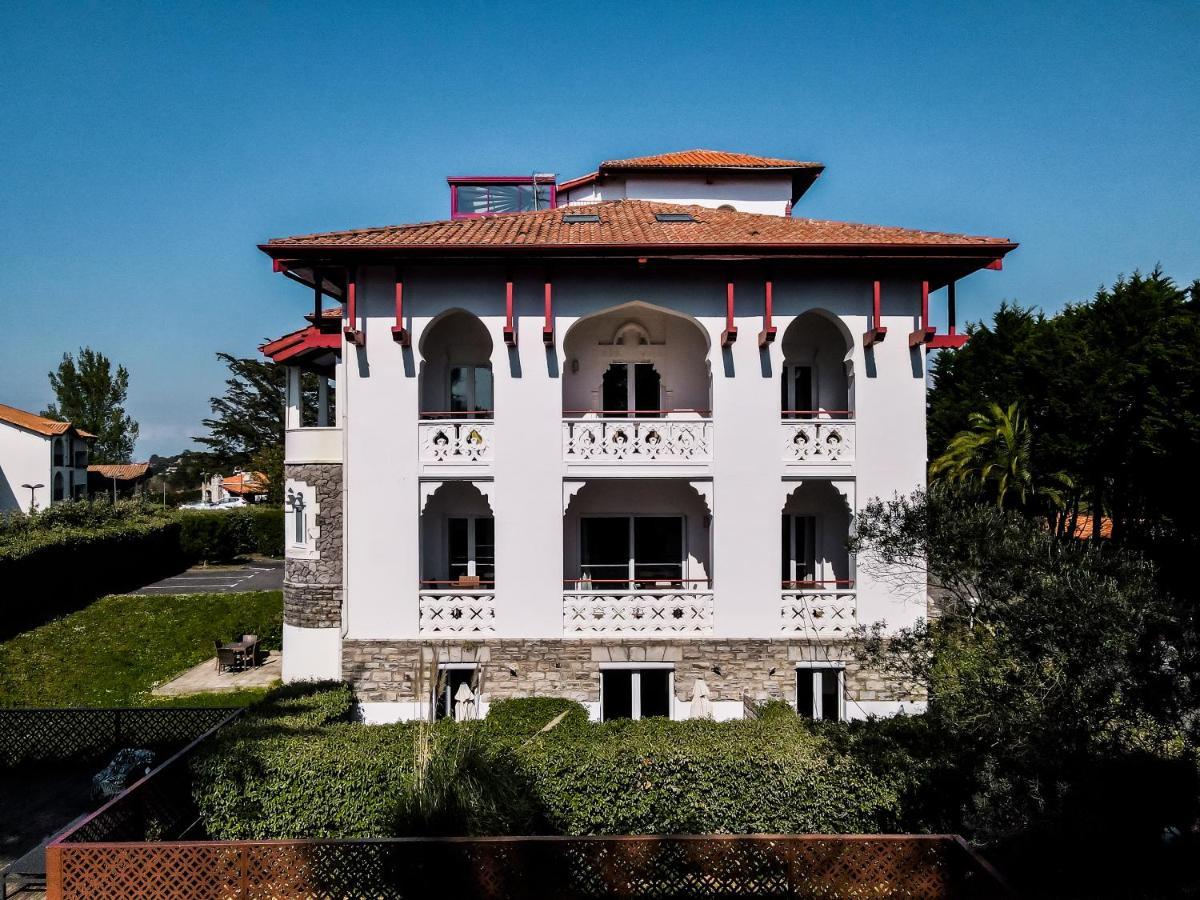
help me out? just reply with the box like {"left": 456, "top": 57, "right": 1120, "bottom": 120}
{"left": 0, "top": 403, "right": 92, "bottom": 512}
{"left": 259, "top": 149, "right": 1016, "bottom": 723}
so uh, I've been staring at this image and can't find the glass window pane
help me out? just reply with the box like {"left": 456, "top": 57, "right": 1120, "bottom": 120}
{"left": 455, "top": 186, "right": 490, "bottom": 215}
{"left": 474, "top": 518, "right": 495, "bottom": 583}
{"left": 602, "top": 670, "right": 633, "bottom": 720}
{"left": 639, "top": 669, "right": 671, "bottom": 718}
{"left": 535, "top": 185, "right": 553, "bottom": 208}
{"left": 449, "top": 366, "right": 470, "bottom": 413}
{"left": 781, "top": 516, "right": 791, "bottom": 583}
{"left": 634, "top": 517, "right": 683, "bottom": 584}
{"left": 797, "top": 671, "right": 815, "bottom": 719}
{"left": 634, "top": 364, "right": 660, "bottom": 417}
{"left": 485, "top": 184, "right": 523, "bottom": 214}
{"left": 473, "top": 366, "right": 493, "bottom": 413}
{"left": 448, "top": 518, "right": 469, "bottom": 580}
{"left": 582, "top": 518, "right": 630, "bottom": 587}
{"left": 795, "top": 367, "right": 814, "bottom": 418}
{"left": 821, "top": 670, "right": 840, "bottom": 721}
{"left": 602, "top": 364, "right": 629, "bottom": 414}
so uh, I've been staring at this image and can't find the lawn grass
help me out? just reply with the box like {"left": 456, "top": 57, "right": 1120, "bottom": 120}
{"left": 0, "top": 590, "right": 282, "bottom": 708}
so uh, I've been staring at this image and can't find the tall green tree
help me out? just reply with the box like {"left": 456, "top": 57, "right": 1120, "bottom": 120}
{"left": 194, "top": 353, "right": 287, "bottom": 470}
{"left": 43, "top": 347, "right": 139, "bottom": 463}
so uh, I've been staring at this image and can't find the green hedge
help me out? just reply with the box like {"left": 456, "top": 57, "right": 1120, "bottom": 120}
{"left": 177, "top": 507, "right": 283, "bottom": 562}
{"left": 192, "top": 689, "right": 905, "bottom": 839}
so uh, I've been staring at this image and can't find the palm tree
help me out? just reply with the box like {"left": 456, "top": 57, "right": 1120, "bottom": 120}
{"left": 931, "top": 402, "right": 1071, "bottom": 510}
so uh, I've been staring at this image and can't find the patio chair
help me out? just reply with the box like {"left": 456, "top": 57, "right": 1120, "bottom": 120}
{"left": 239, "top": 634, "right": 259, "bottom": 667}
{"left": 215, "top": 644, "right": 242, "bottom": 674}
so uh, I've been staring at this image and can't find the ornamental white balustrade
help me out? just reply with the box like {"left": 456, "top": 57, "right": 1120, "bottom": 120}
{"left": 781, "top": 420, "right": 855, "bottom": 464}
{"left": 418, "top": 420, "right": 495, "bottom": 466}
{"left": 779, "top": 589, "right": 858, "bottom": 637}
{"left": 563, "top": 590, "right": 715, "bottom": 635}
{"left": 563, "top": 418, "right": 713, "bottom": 464}
{"left": 418, "top": 590, "right": 496, "bottom": 634}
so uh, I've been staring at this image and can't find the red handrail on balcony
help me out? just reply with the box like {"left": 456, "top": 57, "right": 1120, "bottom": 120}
{"left": 781, "top": 579, "right": 856, "bottom": 589}
{"left": 420, "top": 580, "right": 496, "bottom": 588}
{"left": 563, "top": 578, "right": 713, "bottom": 588}
{"left": 562, "top": 409, "right": 712, "bottom": 416}
{"left": 780, "top": 410, "right": 853, "bottom": 419}
{"left": 419, "top": 411, "right": 494, "bottom": 419}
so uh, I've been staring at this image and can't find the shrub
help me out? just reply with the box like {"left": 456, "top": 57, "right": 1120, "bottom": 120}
{"left": 248, "top": 507, "right": 284, "bottom": 557}
{"left": 754, "top": 699, "right": 798, "bottom": 721}
{"left": 177, "top": 508, "right": 283, "bottom": 562}
{"left": 485, "top": 697, "right": 590, "bottom": 740}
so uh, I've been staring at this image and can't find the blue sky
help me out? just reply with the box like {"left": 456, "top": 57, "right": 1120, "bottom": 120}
{"left": 1, "top": 1, "right": 1196, "bottom": 456}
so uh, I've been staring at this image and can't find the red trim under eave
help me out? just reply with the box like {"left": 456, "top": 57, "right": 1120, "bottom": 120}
{"left": 260, "top": 326, "right": 340, "bottom": 364}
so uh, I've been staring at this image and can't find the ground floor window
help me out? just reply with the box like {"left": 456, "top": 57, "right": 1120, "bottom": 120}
{"left": 796, "top": 666, "right": 843, "bottom": 721}
{"left": 448, "top": 516, "right": 495, "bottom": 585}
{"left": 580, "top": 516, "right": 684, "bottom": 589}
{"left": 435, "top": 665, "right": 478, "bottom": 721}
{"left": 601, "top": 667, "right": 672, "bottom": 721}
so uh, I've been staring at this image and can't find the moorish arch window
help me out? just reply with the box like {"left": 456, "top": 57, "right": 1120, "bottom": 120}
{"left": 419, "top": 310, "right": 494, "bottom": 419}
{"left": 780, "top": 311, "right": 853, "bottom": 420}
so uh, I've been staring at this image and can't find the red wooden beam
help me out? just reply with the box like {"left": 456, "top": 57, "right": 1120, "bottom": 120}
{"left": 927, "top": 280, "right": 969, "bottom": 349}
{"left": 503, "top": 279, "right": 516, "bottom": 347}
{"left": 863, "top": 280, "right": 887, "bottom": 347}
{"left": 343, "top": 267, "right": 365, "bottom": 347}
{"left": 391, "top": 267, "right": 409, "bottom": 346}
{"left": 758, "top": 279, "right": 776, "bottom": 347}
{"left": 312, "top": 267, "right": 322, "bottom": 322}
{"left": 721, "top": 281, "right": 738, "bottom": 346}
{"left": 909, "top": 280, "right": 936, "bottom": 348}
{"left": 986, "top": 258, "right": 1003, "bottom": 270}
{"left": 543, "top": 278, "right": 554, "bottom": 347}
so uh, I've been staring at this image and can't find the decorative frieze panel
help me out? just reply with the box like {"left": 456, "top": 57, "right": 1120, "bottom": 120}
{"left": 419, "top": 591, "right": 496, "bottom": 634}
{"left": 563, "top": 418, "right": 713, "bottom": 463}
{"left": 419, "top": 420, "right": 494, "bottom": 465}
{"left": 780, "top": 590, "right": 858, "bottom": 637}
{"left": 564, "top": 591, "right": 715, "bottom": 634}
{"left": 781, "top": 421, "right": 855, "bottom": 464}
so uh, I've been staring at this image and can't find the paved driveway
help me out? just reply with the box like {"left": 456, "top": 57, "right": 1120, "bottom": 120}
{"left": 132, "top": 559, "right": 283, "bottom": 595}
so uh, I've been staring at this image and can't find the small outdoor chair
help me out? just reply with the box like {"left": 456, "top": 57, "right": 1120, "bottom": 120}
{"left": 215, "top": 643, "right": 242, "bottom": 674}
{"left": 239, "top": 634, "right": 259, "bottom": 667}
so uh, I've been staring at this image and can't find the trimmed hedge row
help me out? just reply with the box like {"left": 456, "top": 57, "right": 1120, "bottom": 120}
{"left": 191, "top": 690, "right": 906, "bottom": 839}
{"left": 177, "top": 508, "right": 283, "bottom": 561}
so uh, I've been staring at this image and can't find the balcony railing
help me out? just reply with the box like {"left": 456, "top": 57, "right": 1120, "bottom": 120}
{"left": 563, "top": 412, "right": 713, "bottom": 464}
{"left": 418, "top": 587, "right": 496, "bottom": 634}
{"left": 419, "top": 416, "right": 494, "bottom": 466}
{"left": 781, "top": 415, "right": 855, "bottom": 464}
{"left": 564, "top": 579, "right": 714, "bottom": 634}
{"left": 780, "top": 583, "right": 857, "bottom": 636}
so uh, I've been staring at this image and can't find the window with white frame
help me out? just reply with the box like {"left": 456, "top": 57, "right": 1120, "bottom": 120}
{"left": 781, "top": 365, "right": 815, "bottom": 419}
{"left": 601, "top": 362, "right": 661, "bottom": 417}
{"left": 579, "top": 516, "right": 685, "bottom": 590}
{"left": 284, "top": 480, "right": 319, "bottom": 559}
{"left": 601, "top": 666, "right": 673, "bottom": 721}
{"left": 781, "top": 515, "right": 817, "bottom": 588}
{"left": 796, "top": 666, "right": 844, "bottom": 721}
{"left": 448, "top": 365, "right": 493, "bottom": 417}
{"left": 447, "top": 516, "right": 495, "bottom": 585}
{"left": 435, "top": 664, "right": 479, "bottom": 721}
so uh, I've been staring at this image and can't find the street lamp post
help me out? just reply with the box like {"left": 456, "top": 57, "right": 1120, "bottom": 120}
{"left": 20, "top": 482, "right": 44, "bottom": 512}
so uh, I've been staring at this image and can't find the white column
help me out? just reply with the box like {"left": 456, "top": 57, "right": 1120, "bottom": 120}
{"left": 285, "top": 366, "right": 303, "bottom": 429}
{"left": 317, "top": 376, "right": 330, "bottom": 427}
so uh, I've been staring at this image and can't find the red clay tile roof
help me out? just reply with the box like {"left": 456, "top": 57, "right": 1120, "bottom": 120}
{"left": 262, "top": 201, "right": 1014, "bottom": 256}
{"left": 88, "top": 463, "right": 151, "bottom": 481}
{"left": 222, "top": 471, "right": 268, "bottom": 495}
{"left": 0, "top": 403, "right": 94, "bottom": 439}
{"left": 601, "top": 149, "right": 823, "bottom": 170}
{"left": 260, "top": 322, "right": 342, "bottom": 363}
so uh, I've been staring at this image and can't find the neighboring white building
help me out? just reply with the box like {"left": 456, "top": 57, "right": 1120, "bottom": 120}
{"left": 259, "top": 149, "right": 1016, "bottom": 724}
{"left": 0, "top": 403, "right": 92, "bottom": 512}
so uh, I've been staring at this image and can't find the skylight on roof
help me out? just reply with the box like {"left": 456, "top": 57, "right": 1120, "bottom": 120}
{"left": 654, "top": 213, "right": 696, "bottom": 223}
{"left": 562, "top": 213, "right": 601, "bottom": 223}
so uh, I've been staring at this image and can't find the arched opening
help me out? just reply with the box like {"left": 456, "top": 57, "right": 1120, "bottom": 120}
{"left": 52, "top": 471, "right": 64, "bottom": 502}
{"left": 781, "top": 481, "right": 852, "bottom": 590}
{"left": 419, "top": 311, "right": 494, "bottom": 419}
{"left": 421, "top": 482, "right": 495, "bottom": 589}
{"left": 780, "top": 311, "right": 853, "bottom": 420}
{"left": 563, "top": 302, "right": 711, "bottom": 419}
{"left": 53, "top": 438, "right": 64, "bottom": 467}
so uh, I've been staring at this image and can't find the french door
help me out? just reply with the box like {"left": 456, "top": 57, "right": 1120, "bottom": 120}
{"left": 602, "top": 363, "right": 661, "bottom": 417}
{"left": 781, "top": 365, "right": 815, "bottom": 419}
{"left": 579, "top": 516, "right": 684, "bottom": 589}
{"left": 447, "top": 516, "right": 495, "bottom": 584}
{"left": 781, "top": 514, "right": 817, "bottom": 588}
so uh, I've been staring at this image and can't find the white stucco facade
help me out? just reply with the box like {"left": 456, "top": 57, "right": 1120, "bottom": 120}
{"left": 0, "top": 414, "right": 89, "bottom": 512}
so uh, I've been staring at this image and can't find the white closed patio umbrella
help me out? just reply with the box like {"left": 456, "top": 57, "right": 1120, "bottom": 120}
{"left": 689, "top": 678, "right": 713, "bottom": 720}
{"left": 453, "top": 682, "right": 477, "bottom": 721}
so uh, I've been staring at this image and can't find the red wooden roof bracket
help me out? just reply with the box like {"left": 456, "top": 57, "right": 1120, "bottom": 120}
{"left": 344, "top": 267, "right": 365, "bottom": 347}
{"left": 721, "top": 280, "right": 738, "bottom": 346}
{"left": 909, "top": 281, "right": 936, "bottom": 348}
{"left": 928, "top": 280, "right": 969, "bottom": 349}
{"left": 543, "top": 278, "right": 554, "bottom": 347}
{"left": 758, "top": 279, "right": 777, "bottom": 347}
{"left": 863, "top": 280, "right": 887, "bottom": 347}
{"left": 503, "top": 278, "right": 517, "bottom": 347}
{"left": 391, "top": 268, "right": 410, "bottom": 346}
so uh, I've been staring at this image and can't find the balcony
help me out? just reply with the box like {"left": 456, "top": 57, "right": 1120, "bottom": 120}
{"left": 564, "top": 582, "right": 714, "bottom": 635}
{"left": 563, "top": 415, "right": 713, "bottom": 466}
{"left": 781, "top": 418, "right": 855, "bottom": 465}
{"left": 286, "top": 426, "right": 342, "bottom": 464}
{"left": 419, "top": 417, "right": 494, "bottom": 473}
{"left": 419, "top": 586, "right": 496, "bottom": 635}
{"left": 780, "top": 584, "right": 857, "bottom": 637}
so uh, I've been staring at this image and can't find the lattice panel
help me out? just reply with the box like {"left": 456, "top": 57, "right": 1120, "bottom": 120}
{"left": 564, "top": 591, "right": 715, "bottom": 635}
{"left": 419, "top": 592, "right": 497, "bottom": 633}
{"left": 564, "top": 419, "right": 714, "bottom": 463}
{"left": 419, "top": 420, "right": 495, "bottom": 464}
{"left": 780, "top": 591, "right": 858, "bottom": 637}
{"left": 781, "top": 421, "right": 855, "bottom": 464}
{"left": 58, "top": 844, "right": 242, "bottom": 900}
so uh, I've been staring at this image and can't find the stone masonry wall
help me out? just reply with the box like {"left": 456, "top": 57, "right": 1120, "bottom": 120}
{"left": 284, "top": 463, "right": 343, "bottom": 629}
{"left": 342, "top": 639, "right": 923, "bottom": 707}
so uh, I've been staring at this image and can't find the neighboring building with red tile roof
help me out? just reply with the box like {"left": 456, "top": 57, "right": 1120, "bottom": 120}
{"left": 0, "top": 403, "right": 93, "bottom": 512}
{"left": 257, "top": 147, "right": 1016, "bottom": 717}
{"left": 88, "top": 463, "right": 153, "bottom": 500}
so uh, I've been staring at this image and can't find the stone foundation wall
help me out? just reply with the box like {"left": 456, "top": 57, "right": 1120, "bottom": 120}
{"left": 284, "top": 463, "right": 343, "bottom": 628}
{"left": 342, "top": 639, "right": 923, "bottom": 706}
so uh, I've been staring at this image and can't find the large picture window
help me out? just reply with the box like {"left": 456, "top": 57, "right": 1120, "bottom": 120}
{"left": 448, "top": 516, "right": 495, "bottom": 585}
{"left": 601, "top": 667, "right": 672, "bottom": 721}
{"left": 580, "top": 516, "right": 684, "bottom": 589}
{"left": 452, "top": 182, "right": 554, "bottom": 218}
{"left": 449, "top": 365, "right": 493, "bottom": 417}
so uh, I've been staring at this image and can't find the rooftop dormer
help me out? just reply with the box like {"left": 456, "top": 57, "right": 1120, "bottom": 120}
{"left": 448, "top": 174, "right": 557, "bottom": 219}
{"left": 557, "top": 150, "right": 824, "bottom": 216}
